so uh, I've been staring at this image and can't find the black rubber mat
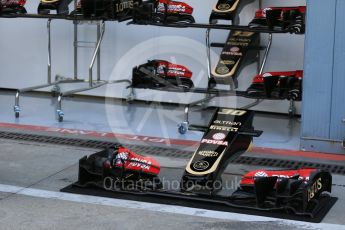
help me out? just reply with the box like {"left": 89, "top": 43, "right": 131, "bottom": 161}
{"left": 1, "top": 130, "right": 345, "bottom": 175}
{"left": 61, "top": 184, "right": 337, "bottom": 223}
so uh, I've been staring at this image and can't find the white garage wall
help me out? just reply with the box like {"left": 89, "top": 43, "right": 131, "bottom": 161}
{"left": 0, "top": 0, "right": 305, "bottom": 114}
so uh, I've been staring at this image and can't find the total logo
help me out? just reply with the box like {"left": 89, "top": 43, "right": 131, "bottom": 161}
{"left": 114, "top": 152, "right": 129, "bottom": 167}
{"left": 262, "top": 72, "right": 273, "bottom": 78}
{"left": 254, "top": 171, "right": 310, "bottom": 181}
{"left": 262, "top": 7, "right": 272, "bottom": 17}
{"left": 201, "top": 133, "right": 228, "bottom": 146}
{"left": 254, "top": 171, "right": 268, "bottom": 177}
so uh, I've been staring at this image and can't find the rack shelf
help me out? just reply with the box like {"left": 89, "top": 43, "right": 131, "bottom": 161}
{"left": 0, "top": 13, "right": 302, "bottom": 34}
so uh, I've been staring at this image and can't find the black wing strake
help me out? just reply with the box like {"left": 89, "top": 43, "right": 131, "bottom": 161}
{"left": 249, "top": 6, "right": 306, "bottom": 34}
{"left": 132, "top": 0, "right": 195, "bottom": 24}
{"left": 246, "top": 70, "right": 303, "bottom": 101}
{"left": 131, "top": 60, "right": 194, "bottom": 89}
{"left": 0, "top": 0, "right": 26, "bottom": 15}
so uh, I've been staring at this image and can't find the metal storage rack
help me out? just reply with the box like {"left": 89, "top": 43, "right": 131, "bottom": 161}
{"left": 2, "top": 0, "right": 301, "bottom": 128}
{"left": 124, "top": 1, "right": 302, "bottom": 134}
{"left": 14, "top": 18, "right": 107, "bottom": 122}
{"left": 127, "top": 24, "right": 297, "bottom": 134}
{"left": 12, "top": 15, "right": 131, "bottom": 122}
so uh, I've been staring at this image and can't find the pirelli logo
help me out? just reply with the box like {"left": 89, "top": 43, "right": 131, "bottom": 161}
{"left": 210, "top": 125, "right": 238, "bottom": 132}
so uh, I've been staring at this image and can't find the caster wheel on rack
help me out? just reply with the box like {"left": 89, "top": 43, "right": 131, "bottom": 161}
{"left": 126, "top": 94, "right": 134, "bottom": 104}
{"left": 200, "top": 101, "right": 208, "bottom": 110}
{"left": 51, "top": 85, "right": 61, "bottom": 97}
{"left": 14, "top": 106, "right": 21, "bottom": 118}
{"left": 208, "top": 77, "right": 217, "bottom": 89}
{"left": 178, "top": 122, "right": 189, "bottom": 134}
{"left": 51, "top": 91, "right": 58, "bottom": 97}
{"left": 57, "top": 110, "right": 64, "bottom": 122}
{"left": 288, "top": 108, "right": 295, "bottom": 118}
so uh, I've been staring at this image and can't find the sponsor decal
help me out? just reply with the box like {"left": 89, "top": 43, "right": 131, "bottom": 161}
{"left": 229, "top": 38, "right": 252, "bottom": 43}
{"left": 200, "top": 132, "right": 229, "bottom": 146}
{"left": 115, "top": 0, "right": 134, "bottom": 13}
{"left": 230, "top": 47, "right": 240, "bottom": 52}
{"left": 262, "top": 7, "right": 272, "bottom": 17}
{"left": 218, "top": 109, "right": 247, "bottom": 116}
{"left": 193, "top": 160, "right": 210, "bottom": 171}
{"left": 114, "top": 152, "right": 129, "bottom": 167}
{"left": 254, "top": 171, "right": 268, "bottom": 177}
{"left": 233, "top": 31, "right": 255, "bottom": 37}
{"left": 262, "top": 72, "right": 273, "bottom": 78}
{"left": 158, "top": 2, "right": 186, "bottom": 13}
{"left": 217, "top": 3, "right": 231, "bottom": 11}
{"left": 253, "top": 171, "right": 311, "bottom": 181}
{"left": 308, "top": 178, "right": 323, "bottom": 202}
{"left": 156, "top": 62, "right": 191, "bottom": 77}
{"left": 223, "top": 46, "right": 242, "bottom": 56}
{"left": 222, "top": 50, "right": 242, "bottom": 56}
{"left": 198, "top": 151, "right": 219, "bottom": 157}
{"left": 128, "top": 157, "right": 152, "bottom": 170}
{"left": 1, "top": 0, "right": 21, "bottom": 5}
{"left": 220, "top": 60, "right": 235, "bottom": 65}
{"left": 227, "top": 42, "right": 249, "bottom": 47}
{"left": 210, "top": 125, "right": 239, "bottom": 132}
{"left": 216, "top": 66, "right": 230, "bottom": 75}
{"left": 212, "top": 132, "right": 226, "bottom": 141}
{"left": 201, "top": 139, "right": 228, "bottom": 146}
{"left": 214, "top": 120, "right": 242, "bottom": 126}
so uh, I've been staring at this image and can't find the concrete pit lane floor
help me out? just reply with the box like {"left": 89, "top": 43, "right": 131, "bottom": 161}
{"left": 0, "top": 90, "right": 344, "bottom": 229}
{"left": 0, "top": 90, "right": 301, "bottom": 151}
{"left": 0, "top": 138, "right": 345, "bottom": 230}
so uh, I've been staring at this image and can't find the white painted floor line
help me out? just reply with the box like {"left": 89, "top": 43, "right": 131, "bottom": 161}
{"left": 0, "top": 184, "right": 343, "bottom": 230}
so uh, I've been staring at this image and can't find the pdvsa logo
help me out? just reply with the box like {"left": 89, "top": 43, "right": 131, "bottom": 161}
{"left": 202, "top": 133, "right": 228, "bottom": 146}
{"left": 230, "top": 47, "right": 240, "bottom": 52}
{"left": 212, "top": 133, "right": 226, "bottom": 141}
